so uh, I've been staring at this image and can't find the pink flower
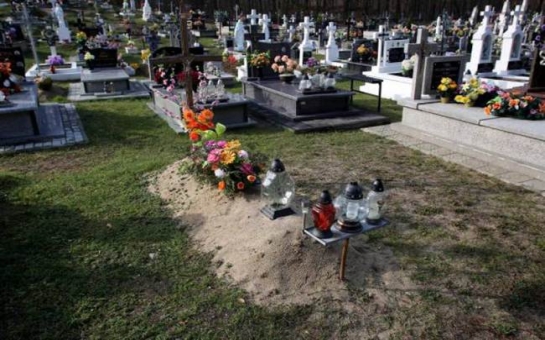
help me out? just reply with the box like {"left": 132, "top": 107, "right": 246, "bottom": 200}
{"left": 274, "top": 55, "right": 281, "bottom": 62}
{"left": 278, "top": 65, "right": 285, "bottom": 73}
{"left": 281, "top": 55, "right": 289, "bottom": 62}
{"left": 271, "top": 64, "right": 279, "bottom": 71}
{"left": 207, "top": 149, "right": 221, "bottom": 163}
{"left": 217, "top": 140, "right": 227, "bottom": 148}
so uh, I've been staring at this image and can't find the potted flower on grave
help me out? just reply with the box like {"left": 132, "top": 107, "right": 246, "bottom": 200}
{"left": 455, "top": 78, "right": 492, "bottom": 107}
{"left": 271, "top": 55, "right": 299, "bottom": 84}
{"left": 45, "top": 55, "right": 64, "bottom": 74}
{"left": 248, "top": 51, "right": 271, "bottom": 78}
{"left": 356, "top": 44, "right": 374, "bottom": 63}
{"left": 84, "top": 52, "right": 95, "bottom": 70}
{"left": 75, "top": 31, "right": 88, "bottom": 61}
{"left": 484, "top": 92, "right": 545, "bottom": 120}
{"left": 437, "top": 77, "right": 458, "bottom": 103}
{"left": 141, "top": 48, "right": 151, "bottom": 65}
{"left": 180, "top": 107, "right": 266, "bottom": 195}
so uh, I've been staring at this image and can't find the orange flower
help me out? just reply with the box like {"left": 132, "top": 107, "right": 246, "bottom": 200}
{"left": 189, "top": 131, "right": 200, "bottom": 142}
{"left": 218, "top": 181, "right": 226, "bottom": 191}
{"left": 200, "top": 109, "right": 214, "bottom": 121}
{"left": 492, "top": 102, "right": 501, "bottom": 110}
{"left": 247, "top": 175, "right": 256, "bottom": 183}
{"left": 236, "top": 182, "right": 245, "bottom": 190}
{"left": 540, "top": 102, "right": 545, "bottom": 113}
{"left": 183, "top": 109, "right": 195, "bottom": 121}
{"left": 484, "top": 106, "right": 491, "bottom": 115}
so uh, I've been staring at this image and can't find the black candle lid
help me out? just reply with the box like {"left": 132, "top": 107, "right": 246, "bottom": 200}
{"left": 319, "top": 190, "right": 332, "bottom": 204}
{"left": 269, "top": 158, "right": 285, "bottom": 173}
{"left": 343, "top": 182, "right": 363, "bottom": 200}
{"left": 371, "top": 178, "right": 384, "bottom": 192}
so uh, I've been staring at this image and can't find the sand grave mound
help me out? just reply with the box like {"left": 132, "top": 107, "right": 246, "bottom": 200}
{"left": 149, "top": 161, "right": 414, "bottom": 307}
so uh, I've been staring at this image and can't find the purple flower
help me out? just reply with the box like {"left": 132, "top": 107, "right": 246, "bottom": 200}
{"left": 240, "top": 163, "right": 254, "bottom": 175}
{"left": 217, "top": 140, "right": 227, "bottom": 148}
{"left": 46, "top": 55, "right": 64, "bottom": 66}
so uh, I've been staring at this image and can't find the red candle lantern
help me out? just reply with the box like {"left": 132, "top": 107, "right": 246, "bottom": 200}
{"left": 310, "top": 190, "right": 336, "bottom": 238}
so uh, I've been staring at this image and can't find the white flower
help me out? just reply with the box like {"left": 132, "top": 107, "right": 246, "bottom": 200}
{"left": 238, "top": 150, "right": 249, "bottom": 159}
{"left": 214, "top": 169, "right": 226, "bottom": 178}
{"left": 0, "top": 92, "right": 5, "bottom": 102}
{"left": 3, "top": 80, "right": 10, "bottom": 87}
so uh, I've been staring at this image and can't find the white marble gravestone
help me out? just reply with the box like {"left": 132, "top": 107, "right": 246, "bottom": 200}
{"left": 372, "top": 26, "right": 409, "bottom": 74}
{"left": 142, "top": 0, "right": 152, "bottom": 21}
{"left": 234, "top": 18, "right": 245, "bottom": 51}
{"left": 494, "top": 5, "right": 525, "bottom": 75}
{"left": 467, "top": 5, "right": 495, "bottom": 75}
{"left": 54, "top": 4, "right": 71, "bottom": 42}
{"left": 325, "top": 22, "right": 338, "bottom": 63}
{"left": 288, "top": 25, "right": 296, "bottom": 43}
{"left": 298, "top": 16, "right": 313, "bottom": 65}
{"left": 261, "top": 14, "right": 271, "bottom": 41}
{"left": 247, "top": 9, "right": 259, "bottom": 26}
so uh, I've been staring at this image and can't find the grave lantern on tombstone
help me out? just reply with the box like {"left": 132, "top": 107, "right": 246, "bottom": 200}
{"left": 310, "top": 190, "right": 336, "bottom": 239}
{"left": 333, "top": 182, "right": 366, "bottom": 233}
{"left": 260, "top": 158, "right": 295, "bottom": 220}
{"left": 366, "top": 179, "right": 385, "bottom": 225}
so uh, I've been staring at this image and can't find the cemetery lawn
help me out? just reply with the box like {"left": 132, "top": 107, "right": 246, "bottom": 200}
{"left": 1, "top": 96, "right": 544, "bottom": 339}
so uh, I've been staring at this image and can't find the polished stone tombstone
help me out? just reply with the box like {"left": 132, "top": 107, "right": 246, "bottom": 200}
{"left": 494, "top": 5, "right": 525, "bottom": 75}
{"left": 422, "top": 55, "right": 466, "bottom": 96}
{"left": 527, "top": 50, "right": 545, "bottom": 99}
{"left": 467, "top": 6, "right": 496, "bottom": 75}
{"left": 81, "top": 48, "right": 129, "bottom": 94}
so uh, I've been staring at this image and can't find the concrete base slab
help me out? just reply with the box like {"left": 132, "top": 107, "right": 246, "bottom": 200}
{"left": 0, "top": 104, "right": 87, "bottom": 154}
{"left": 68, "top": 80, "right": 150, "bottom": 101}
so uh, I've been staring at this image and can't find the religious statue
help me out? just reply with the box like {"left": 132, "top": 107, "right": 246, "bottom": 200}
{"left": 54, "top": 3, "right": 66, "bottom": 28}
{"left": 122, "top": 0, "right": 129, "bottom": 13}
{"left": 142, "top": 0, "right": 152, "bottom": 22}
{"left": 234, "top": 18, "right": 245, "bottom": 52}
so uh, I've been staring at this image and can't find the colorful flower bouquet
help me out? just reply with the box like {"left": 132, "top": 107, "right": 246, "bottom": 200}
{"left": 249, "top": 51, "right": 271, "bottom": 68}
{"left": 356, "top": 44, "right": 376, "bottom": 63}
{"left": 181, "top": 107, "right": 266, "bottom": 195}
{"left": 484, "top": 92, "right": 545, "bottom": 120}
{"left": 437, "top": 77, "right": 457, "bottom": 102}
{"left": 271, "top": 55, "right": 299, "bottom": 75}
{"left": 455, "top": 78, "right": 499, "bottom": 107}
{"left": 401, "top": 55, "right": 416, "bottom": 77}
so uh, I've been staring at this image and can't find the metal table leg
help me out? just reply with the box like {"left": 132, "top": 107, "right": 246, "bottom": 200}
{"left": 339, "top": 238, "right": 350, "bottom": 281}
{"left": 377, "top": 83, "right": 382, "bottom": 113}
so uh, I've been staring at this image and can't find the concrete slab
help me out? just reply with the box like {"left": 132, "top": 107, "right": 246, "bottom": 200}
{"left": 481, "top": 118, "right": 545, "bottom": 142}
{"left": 416, "top": 102, "right": 499, "bottom": 125}
{"left": 520, "top": 179, "right": 545, "bottom": 192}
{"left": 496, "top": 171, "right": 533, "bottom": 184}
{"left": 68, "top": 80, "right": 150, "bottom": 101}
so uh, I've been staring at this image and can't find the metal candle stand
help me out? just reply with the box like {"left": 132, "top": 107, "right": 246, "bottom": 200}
{"left": 301, "top": 205, "right": 389, "bottom": 281}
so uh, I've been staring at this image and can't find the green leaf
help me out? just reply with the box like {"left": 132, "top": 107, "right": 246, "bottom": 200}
{"left": 215, "top": 123, "right": 226, "bottom": 137}
{"left": 202, "top": 130, "right": 218, "bottom": 141}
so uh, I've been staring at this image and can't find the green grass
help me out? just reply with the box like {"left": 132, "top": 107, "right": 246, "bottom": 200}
{"left": 1, "top": 6, "right": 544, "bottom": 339}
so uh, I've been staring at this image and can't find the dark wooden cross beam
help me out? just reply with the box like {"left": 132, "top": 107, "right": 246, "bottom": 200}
{"left": 150, "top": 0, "right": 222, "bottom": 108}
{"left": 404, "top": 28, "right": 440, "bottom": 100}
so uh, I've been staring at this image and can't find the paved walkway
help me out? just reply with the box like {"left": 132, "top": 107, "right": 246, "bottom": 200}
{"left": 363, "top": 123, "right": 545, "bottom": 197}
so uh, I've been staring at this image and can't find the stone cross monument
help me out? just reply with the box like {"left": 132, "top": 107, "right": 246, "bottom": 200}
{"left": 298, "top": 16, "right": 313, "bottom": 65}
{"left": 325, "top": 22, "right": 338, "bottom": 63}
{"left": 405, "top": 28, "right": 439, "bottom": 100}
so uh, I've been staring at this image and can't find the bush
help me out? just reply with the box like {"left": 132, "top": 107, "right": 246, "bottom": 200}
{"left": 36, "top": 77, "right": 53, "bottom": 91}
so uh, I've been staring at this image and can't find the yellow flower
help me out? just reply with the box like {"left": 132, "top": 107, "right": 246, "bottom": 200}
{"left": 220, "top": 150, "right": 236, "bottom": 165}
{"left": 438, "top": 84, "right": 448, "bottom": 92}
{"left": 225, "top": 140, "right": 241, "bottom": 150}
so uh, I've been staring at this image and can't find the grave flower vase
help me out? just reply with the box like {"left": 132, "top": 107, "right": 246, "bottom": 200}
{"left": 440, "top": 96, "right": 451, "bottom": 104}
{"left": 279, "top": 73, "right": 295, "bottom": 84}
{"left": 257, "top": 67, "right": 264, "bottom": 79}
{"left": 87, "top": 61, "right": 94, "bottom": 71}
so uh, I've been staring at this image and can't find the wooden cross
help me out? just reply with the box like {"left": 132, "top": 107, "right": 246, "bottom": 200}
{"left": 405, "top": 28, "right": 439, "bottom": 100}
{"left": 149, "top": 0, "right": 222, "bottom": 108}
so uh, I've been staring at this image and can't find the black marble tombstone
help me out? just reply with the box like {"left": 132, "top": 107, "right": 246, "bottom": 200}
{"left": 350, "top": 39, "right": 376, "bottom": 63}
{"left": 528, "top": 50, "right": 545, "bottom": 98}
{"left": 149, "top": 46, "right": 205, "bottom": 77}
{"left": 0, "top": 47, "right": 25, "bottom": 76}
{"left": 88, "top": 48, "right": 118, "bottom": 68}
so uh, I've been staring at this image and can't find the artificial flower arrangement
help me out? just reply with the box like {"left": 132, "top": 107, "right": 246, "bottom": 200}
{"left": 484, "top": 91, "right": 545, "bottom": 120}
{"left": 356, "top": 44, "right": 376, "bottom": 62}
{"left": 222, "top": 52, "right": 238, "bottom": 74}
{"left": 249, "top": 51, "right": 271, "bottom": 68}
{"left": 141, "top": 48, "right": 151, "bottom": 63}
{"left": 271, "top": 55, "right": 299, "bottom": 75}
{"left": 437, "top": 77, "right": 458, "bottom": 101}
{"left": 46, "top": 55, "right": 64, "bottom": 66}
{"left": 401, "top": 55, "right": 417, "bottom": 77}
{"left": 84, "top": 52, "right": 95, "bottom": 61}
{"left": 75, "top": 31, "right": 87, "bottom": 46}
{"left": 0, "top": 62, "right": 21, "bottom": 96}
{"left": 181, "top": 107, "right": 266, "bottom": 195}
{"left": 455, "top": 78, "right": 499, "bottom": 107}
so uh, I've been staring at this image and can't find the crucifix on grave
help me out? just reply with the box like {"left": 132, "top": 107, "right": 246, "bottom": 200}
{"left": 149, "top": 1, "right": 222, "bottom": 108}
{"left": 404, "top": 28, "right": 439, "bottom": 100}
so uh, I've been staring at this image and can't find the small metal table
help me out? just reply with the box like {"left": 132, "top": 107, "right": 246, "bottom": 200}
{"left": 303, "top": 219, "right": 389, "bottom": 280}
{"left": 342, "top": 73, "right": 383, "bottom": 113}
